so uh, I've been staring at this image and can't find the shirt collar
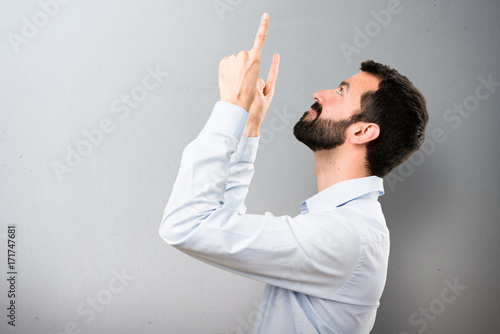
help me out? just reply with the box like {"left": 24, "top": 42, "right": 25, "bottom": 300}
{"left": 300, "top": 176, "right": 384, "bottom": 214}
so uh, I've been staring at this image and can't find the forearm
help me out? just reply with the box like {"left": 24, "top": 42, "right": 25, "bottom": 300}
{"left": 160, "top": 102, "right": 249, "bottom": 244}
{"left": 224, "top": 136, "right": 259, "bottom": 214}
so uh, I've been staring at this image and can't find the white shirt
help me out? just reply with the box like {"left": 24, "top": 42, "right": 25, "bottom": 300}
{"left": 159, "top": 102, "right": 390, "bottom": 333}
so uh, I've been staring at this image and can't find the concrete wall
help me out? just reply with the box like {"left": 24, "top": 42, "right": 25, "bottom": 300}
{"left": 1, "top": 0, "right": 499, "bottom": 333}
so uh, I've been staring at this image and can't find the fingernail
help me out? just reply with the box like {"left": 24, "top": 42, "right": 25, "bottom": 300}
{"left": 263, "top": 13, "right": 269, "bottom": 20}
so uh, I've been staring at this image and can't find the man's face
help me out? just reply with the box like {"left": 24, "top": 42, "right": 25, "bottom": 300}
{"left": 294, "top": 71, "right": 380, "bottom": 151}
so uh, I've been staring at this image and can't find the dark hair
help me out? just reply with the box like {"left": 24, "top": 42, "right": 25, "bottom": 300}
{"left": 351, "top": 60, "right": 429, "bottom": 177}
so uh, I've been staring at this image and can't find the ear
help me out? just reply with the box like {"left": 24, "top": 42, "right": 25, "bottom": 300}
{"left": 349, "top": 122, "right": 380, "bottom": 145}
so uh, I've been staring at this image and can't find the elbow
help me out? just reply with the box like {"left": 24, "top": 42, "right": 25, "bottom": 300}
{"left": 158, "top": 212, "right": 206, "bottom": 246}
{"left": 158, "top": 216, "right": 179, "bottom": 245}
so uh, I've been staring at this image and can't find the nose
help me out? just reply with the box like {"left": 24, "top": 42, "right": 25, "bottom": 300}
{"left": 312, "top": 90, "right": 323, "bottom": 102}
{"left": 313, "top": 89, "right": 335, "bottom": 103}
{"left": 313, "top": 91, "right": 320, "bottom": 102}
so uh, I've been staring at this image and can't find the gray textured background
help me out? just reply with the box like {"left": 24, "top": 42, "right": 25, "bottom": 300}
{"left": 1, "top": 0, "right": 499, "bottom": 333}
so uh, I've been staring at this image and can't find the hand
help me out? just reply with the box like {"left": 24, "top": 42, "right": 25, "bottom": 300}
{"left": 243, "top": 53, "right": 280, "bottom": 137}
{"left": 218, "top": 13, "right": 270, "bottom": 112}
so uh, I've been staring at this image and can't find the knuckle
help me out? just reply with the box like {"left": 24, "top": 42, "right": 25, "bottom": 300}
{"left": 237, "top": 50, "right": 249, "bottom": 58}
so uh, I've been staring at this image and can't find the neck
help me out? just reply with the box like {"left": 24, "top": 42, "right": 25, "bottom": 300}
{"left": 313, "top": 144, "right": 369, "bottom": 192}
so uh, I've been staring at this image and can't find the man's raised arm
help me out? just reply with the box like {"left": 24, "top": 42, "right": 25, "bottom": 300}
{"left": 160, "top": 13, "right": 279, "bottom": 244}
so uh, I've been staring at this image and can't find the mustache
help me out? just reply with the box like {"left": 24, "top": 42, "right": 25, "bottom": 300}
{"left": 305, "top": 101, "right": 323, "bottom": 126}
{"left": 311, "top": 101, "right": 322, "bottom": 116}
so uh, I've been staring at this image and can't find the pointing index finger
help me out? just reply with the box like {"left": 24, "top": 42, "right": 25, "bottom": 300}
{"left": 251, "top": 13, "right": 269, "bottom": 55}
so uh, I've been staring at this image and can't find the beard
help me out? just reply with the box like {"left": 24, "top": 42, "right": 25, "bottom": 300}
{"left": 293, "top": 102, "right": 357, "bottom": 151}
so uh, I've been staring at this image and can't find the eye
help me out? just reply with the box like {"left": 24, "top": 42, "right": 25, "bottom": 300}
{"left": 336, "top": 86, "right": 344, "bottom": 95}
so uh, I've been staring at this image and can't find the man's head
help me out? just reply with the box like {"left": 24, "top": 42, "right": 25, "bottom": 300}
{"left": 294, "top": 60, "right": 429, "bottom": 177}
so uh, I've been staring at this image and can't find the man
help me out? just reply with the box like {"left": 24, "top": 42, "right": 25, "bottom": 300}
{"left": 159, "top": 13, "right": 428, "bottom": 333}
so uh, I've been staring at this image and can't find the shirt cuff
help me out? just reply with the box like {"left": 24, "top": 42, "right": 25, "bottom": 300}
{"left": 202, "top": 101, "right": 249, "bottom": 140}
{"left": 233, "top": 136, "right": 259, "bottom": 162}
